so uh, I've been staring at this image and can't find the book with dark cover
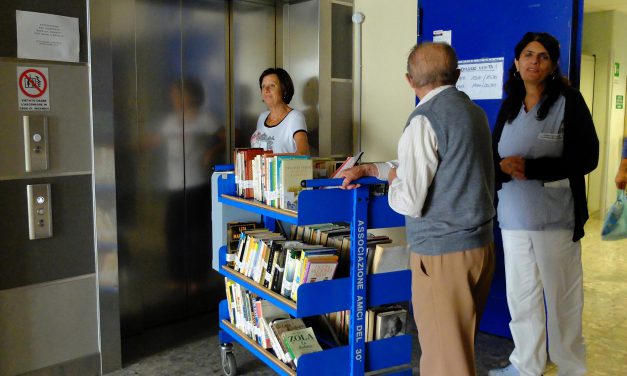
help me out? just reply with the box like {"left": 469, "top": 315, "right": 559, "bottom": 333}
{"left": 226, "top": 221, "right": 258, "bottom": 268}
{"left": 303, "top": 315, "right": 343, "bottom": 347}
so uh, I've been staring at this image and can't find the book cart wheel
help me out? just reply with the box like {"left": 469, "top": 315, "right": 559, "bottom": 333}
{"left": 221, "top": 343, "right": 237, "bottom": 376}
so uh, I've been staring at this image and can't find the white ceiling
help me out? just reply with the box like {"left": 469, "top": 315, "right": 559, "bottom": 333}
{"left": 584, "top": 0, "right": 627, "bottom": 15}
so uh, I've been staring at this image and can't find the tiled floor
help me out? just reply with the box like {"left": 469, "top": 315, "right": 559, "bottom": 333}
{"left": 106, "top": 216, "right": 627, "bottom": 376}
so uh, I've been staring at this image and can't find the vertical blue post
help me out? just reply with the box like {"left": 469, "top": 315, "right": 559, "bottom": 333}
{"left": 349, "top": 186, "right": 368, "bottom": 375}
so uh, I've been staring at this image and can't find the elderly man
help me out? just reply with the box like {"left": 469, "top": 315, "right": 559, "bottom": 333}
{"left": 339, "top": 42, "right": 495, "bottom": 376}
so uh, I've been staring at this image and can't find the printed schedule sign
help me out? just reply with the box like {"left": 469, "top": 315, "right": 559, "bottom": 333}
{"left": 456, "top": 57, "right": 504, "bottom": 100}
{"left": 16, "top": 10, "right": 80, "bottom": 62}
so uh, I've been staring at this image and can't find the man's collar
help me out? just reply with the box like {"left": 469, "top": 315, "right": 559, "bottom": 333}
{"left": 417, "top": 85, "right": 455, "bottom": 107}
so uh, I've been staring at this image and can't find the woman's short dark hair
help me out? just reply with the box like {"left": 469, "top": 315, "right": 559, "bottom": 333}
{"left": 259, "top": 67, "right": 295, "bottom": 104}
{"left": 503, "top": 32, "right": 569, "bottom": 122}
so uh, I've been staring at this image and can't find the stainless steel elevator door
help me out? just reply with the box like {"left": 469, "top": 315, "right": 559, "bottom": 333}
{"left": 113, "top": 0, "right": 230, "bottom": 336}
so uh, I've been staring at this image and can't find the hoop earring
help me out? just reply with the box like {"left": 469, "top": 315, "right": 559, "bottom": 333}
{"left": 514, "top": 71, "right": 521, "bottom": 79}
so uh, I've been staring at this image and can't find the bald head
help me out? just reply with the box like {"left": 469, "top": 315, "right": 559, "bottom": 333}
{"left": 406, "top": 43, "right": 459, "bottom": 89}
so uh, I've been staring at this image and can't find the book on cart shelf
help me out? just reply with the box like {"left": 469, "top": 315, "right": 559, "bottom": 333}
{"left": 234, "top": 147, "right": 266, "bottom": 198}
{"left": 226, "top": 221, "right": 258, "bottom": 268}
{"left": 279, "top": 158, "right": 313, "bottom": 211}
{"left": 256, "top": 299, "right": 290, "bottom": 350}
{"left": 364, "top": 305, "right": 408, "bottom": 341}
{"left": 291, "top": 246, "right": 338, "bottom": 302}
{"left": 375, "top": 308, "right": 408, "bottom": 340}
{"left": 369, "top": 242, "right": 410, "bottom": 274}
{"left": 245, "top": 233, "right": 284, "bottom": 279}
{"left": 311, "top": 157, "right": 338, "bottom": 178}
{"left": 281, "top": 327, "right": 323, "bottom": 367}
{"left": 271, "top": 318, "right": 307, "bottom": 368}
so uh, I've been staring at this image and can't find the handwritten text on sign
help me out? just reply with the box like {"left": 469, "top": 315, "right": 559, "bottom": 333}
{"left": 456, "top": 57, "right": 504, "bottom": 100}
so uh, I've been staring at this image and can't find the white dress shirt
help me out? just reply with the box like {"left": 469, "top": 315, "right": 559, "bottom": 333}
{"left": 373, "top": 86, "right": 453, "bottom": 218}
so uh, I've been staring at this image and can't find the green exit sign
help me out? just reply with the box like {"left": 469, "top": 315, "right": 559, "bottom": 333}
{"left": 617, "top": 95, "right": 624, "bottom": 110}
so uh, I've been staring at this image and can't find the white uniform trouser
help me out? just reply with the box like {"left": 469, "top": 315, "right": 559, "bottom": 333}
{"left": 502, "top": 230, "right": 586, "bottom": 376}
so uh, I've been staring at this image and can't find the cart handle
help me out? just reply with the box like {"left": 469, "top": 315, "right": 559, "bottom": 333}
{"left": 301, "top": 177, "right": 386, "bottom": 188}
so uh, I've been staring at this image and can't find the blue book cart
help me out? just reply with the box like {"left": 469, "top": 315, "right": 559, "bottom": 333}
{"left": 215, "top": 170, "right": 412, "bottom": 375}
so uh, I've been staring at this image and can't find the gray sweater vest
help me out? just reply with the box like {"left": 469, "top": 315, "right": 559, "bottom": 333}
{"left": 405, "top": 87, "right": 495, "bottom": 255}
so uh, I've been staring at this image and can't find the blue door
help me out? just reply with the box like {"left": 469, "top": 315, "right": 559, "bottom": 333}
{"left": 419, "top": 0, "right": 584, "bottom": 337}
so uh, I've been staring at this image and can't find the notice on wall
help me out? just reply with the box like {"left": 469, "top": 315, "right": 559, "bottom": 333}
{"left": 433, "top": 30, "right": 452, "bottom": 45}
{"left": 17, "top": 66, "right": 50, "bottom": 111}
{"left": 456, "top": 57, "right": 504, "bottom": 100}
{"left": 16, "top": 10, "right": 79, "bottom": 62}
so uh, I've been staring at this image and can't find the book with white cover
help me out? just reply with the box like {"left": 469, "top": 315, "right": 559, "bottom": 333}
{"left": 370, "top": 243, "right": 409, "bottom": 274}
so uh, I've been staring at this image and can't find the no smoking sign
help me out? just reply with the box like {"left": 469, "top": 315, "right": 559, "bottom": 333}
{"left": 17, "top": 66, "right": 50, "bottom": 111}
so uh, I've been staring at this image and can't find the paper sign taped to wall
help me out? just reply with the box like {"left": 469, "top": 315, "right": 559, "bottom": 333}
{"left": 433, "top": 30, "right": 452, "bottom": 45}
{"left": 16, "top": 10, "right": 79, "bottom": 62}
{"left": 456, "top": 57, "right": 504, "bottom": 100}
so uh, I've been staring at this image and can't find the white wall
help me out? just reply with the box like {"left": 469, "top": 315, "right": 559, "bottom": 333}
{"left": 583, "top": 11, "right": 627, "bottom": 214}
{"left": 353, "top": 0, "right": 416, "bottom": 242}
{"left": 354, "top": 0, "right": 417, "bottom": 163}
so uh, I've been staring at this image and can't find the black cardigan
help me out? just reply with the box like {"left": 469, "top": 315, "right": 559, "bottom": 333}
{"left": 492, "top": 87, "right": 599, "bottom": 242}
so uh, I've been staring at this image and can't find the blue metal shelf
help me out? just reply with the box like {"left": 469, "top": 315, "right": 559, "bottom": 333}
{"left": 220, "top": 257, "right": 411, "bottom": 317}
{"left": 215, "top": 168, "right": 411, "bottom": 375}
{"left": 217, "top": 174, "right": 404, "bottom": 228}
{"left": 219, "top": 301, "right": 412, "bottom": 376}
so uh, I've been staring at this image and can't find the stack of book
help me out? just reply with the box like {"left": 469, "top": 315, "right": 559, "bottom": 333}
{"left": 234, "top": 148, "right": 316, "bottom": 211}
{"left": 223, "top": 281, "right": 324, "bottom": 370}
{"left": 234, "top": 149, "right": 362, "bottom": 211}
{"left": 289, "top": 223, "right": 400, "bottom": 278}
{"left": 231, "top": 229, "right": 340, "bottom": 301}
{"left": 228, "top": 223, "right": 407, "bottom": 303}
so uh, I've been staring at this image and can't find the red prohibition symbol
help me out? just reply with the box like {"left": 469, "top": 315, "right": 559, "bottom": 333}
{"left": 19, "top": 69, "right": 48, "bottom": 98}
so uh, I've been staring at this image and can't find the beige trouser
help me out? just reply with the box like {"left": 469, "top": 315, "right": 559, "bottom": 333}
{"left": 410, "top": 243, "right": 495, "bottom": 376}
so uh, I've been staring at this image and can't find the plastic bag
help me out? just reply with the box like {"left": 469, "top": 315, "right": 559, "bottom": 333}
{"left": 601, "top": 190, "right": 627, "bottom": 241}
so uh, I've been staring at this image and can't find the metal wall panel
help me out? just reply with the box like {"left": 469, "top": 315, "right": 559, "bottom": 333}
{"left": 0, "top": 175, "right": 95, "bottom": 290}
{"left": 331, "top": 80, "right": 353, "bottom": 154}
{"left": 232, "top": 0, "right": 277, "bottom": 148}
{"left": 109, "top": 0, "right": 144, "bottom": 339}
{"left": 124, "top": 0, "right": 188, "bottom": 331}
{"left": 283, "top": 0, "right": 321, "bottom": 155}
{"left": 0, "top": 60, "right": 92, "bottom": 179}
{"left": 331, "top": 2, "right": 353, "bottom": 80}
{"left": 90, "top": 0, "right": 122, "bottom": 371}
{"left": 0, "top": 276, "right": 99, "bottom": 376}
{"left": 182, "top": 0, "right": 230, "bottom": 315}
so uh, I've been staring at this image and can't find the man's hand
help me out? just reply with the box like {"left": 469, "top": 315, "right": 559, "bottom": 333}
{"left": 499, "top": 156, "right": 526, "bottom": 180}
{"left": 338, "top": 164, "right": 377, "bottom": 189}
{"left": 388, "top": 167, "right": 397, "bottom": 183}
{"left": 616, "top": 158, "right": 627, "bottom": 190}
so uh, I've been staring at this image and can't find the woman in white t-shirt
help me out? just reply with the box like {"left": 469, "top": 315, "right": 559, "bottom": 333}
{"left": 250, "top": 68, "right": 309, "bottom": 155}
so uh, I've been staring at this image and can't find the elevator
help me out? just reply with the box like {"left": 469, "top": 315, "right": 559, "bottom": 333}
{"left": 0, "top": 0, "right": 355, "bottom": 374}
